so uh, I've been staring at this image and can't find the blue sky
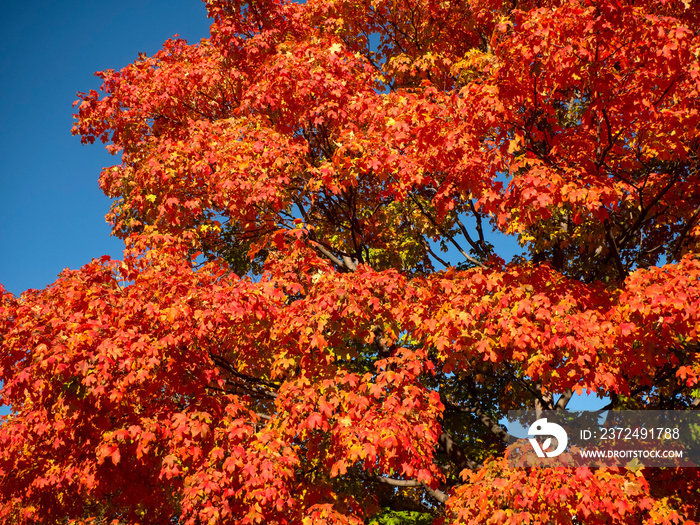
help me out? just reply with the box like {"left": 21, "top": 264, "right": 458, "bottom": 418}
{"left": 0, "top": 1, "right": 211, "bottom": 296}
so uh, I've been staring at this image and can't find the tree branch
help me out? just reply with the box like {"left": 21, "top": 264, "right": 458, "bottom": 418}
{"left": 424, "top": 241, "right": 450, "bottom": 268}
{"left": 454, "top": 215, "right": 486, "bottom": 257}
{"left": 369, "top": 476, "right": 448, "bottom": 504}
{"left": 407, "top": 192, "right": 485, "bottom": 268}
{"left": 422, "top": 483, "right": 449, "bottom": 504}
{"left": 442, "top": 398, "right": 512, "bottom": 442}
{"left": 372, "top": 476, "right": 422, "bottom": 487}
{"left": 294, "top": 199, "right": 359, "bottom": 272}
{"left": 604, "top": 220, "right": 627, "bottom": 280}
{"left": 438, "top": 430, "right": 480, "bottom": 470}
{"left": 504, "top": 367, "right": 554, "bottom": 412}
{"left": 672, "top": 202, "right": 700, "bottom": 261}
{"left": 210, "top": 353, "right": 280, "bottom": 399}
{"left": 468, "top": 200, "right": 489, "bottom": 254}
{"left": 555, "top": 388, "right": 573, "bottom": 410}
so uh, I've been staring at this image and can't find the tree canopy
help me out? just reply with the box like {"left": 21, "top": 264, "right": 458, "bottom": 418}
{"left": 2, "top": 0, "right": 700, "bottom": 523}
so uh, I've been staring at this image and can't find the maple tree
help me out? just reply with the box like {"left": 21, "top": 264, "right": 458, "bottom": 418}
{"left": 2, "top": 0, "right": 700, "bottom": 522}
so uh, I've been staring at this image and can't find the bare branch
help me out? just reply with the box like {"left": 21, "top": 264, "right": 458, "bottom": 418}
{"left": 438, "top": 431, "right": 480, "bottom": 470}
{"left": 442, "top": 398, "right": 512, "bottom": 442}
{"left": 504, "top": 367, "right": 555, "bottom": 412}
{"left": 454, "top": 215, "right": 484, "bottom": 256}
{"left": 425, "top": 242, "right": 450, "bottom": 268}
{"left": 370, "top": 476, "right": 448, "bottom": 504}
{"left": 408, "top": 192, "right": 485, "bottom": 268}
{"left": 604, "top": 220, "right": 628, "bottom": 280}
{"left": 555, "top": 389, "right": 573, "bottom": 410}
{"left": 373, "top": 476, "right": 422, "bottom": 487}
{"left": 422, "top": 483, "right": 449, "bottom": 504}
{"left": 210, "top": 353, "right": 280, "bottom": 399}
{"left": 468, "top": 200, "right": 490, "bottom": 255}
{"left": 294, "top": 199, "right": 359, "bottom": 272}
{"left": 672, "top": 202, "right": 700, "bottom": 261}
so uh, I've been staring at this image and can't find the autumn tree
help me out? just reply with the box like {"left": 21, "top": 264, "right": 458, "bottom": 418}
{"left": 2, "top": 0, "right": 700, "bottom": 523}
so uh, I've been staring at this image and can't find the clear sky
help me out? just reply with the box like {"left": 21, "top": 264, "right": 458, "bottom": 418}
{"left": 0, "top": 1, "right": 211, "bottom": 296}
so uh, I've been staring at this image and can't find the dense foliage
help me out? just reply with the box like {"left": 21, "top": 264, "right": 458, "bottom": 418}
{"left": 2, "top": 0, "right": 700, "bottom": 522}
